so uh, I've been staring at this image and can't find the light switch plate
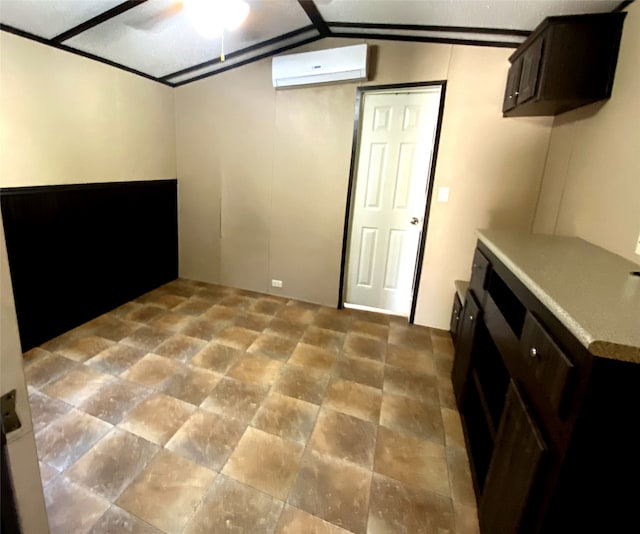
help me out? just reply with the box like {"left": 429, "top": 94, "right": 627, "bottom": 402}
{"left": 437, "top": 186, "right": 450, "bottom": 202}
{"left": 271, "top": 279, "right": 283, "bottom": 288}
{"left": 635, "top": 230, "right": 640, "bottom": 256}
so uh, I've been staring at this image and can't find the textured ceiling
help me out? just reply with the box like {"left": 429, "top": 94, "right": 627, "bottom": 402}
{"left": 0, "top": 0, "right": 625, "bottom": 86}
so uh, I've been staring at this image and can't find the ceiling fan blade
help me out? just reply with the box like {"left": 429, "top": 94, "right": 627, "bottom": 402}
{"left": 125, "top": 1, "right": 183, "bottom": 33}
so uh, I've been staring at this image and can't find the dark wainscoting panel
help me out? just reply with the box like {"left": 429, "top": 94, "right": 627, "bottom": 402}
{"left": 1, "top": 179, "right": 178, "bottom": 351}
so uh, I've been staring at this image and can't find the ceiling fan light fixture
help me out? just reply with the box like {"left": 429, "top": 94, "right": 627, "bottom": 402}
{"left": 183, "top": 0, "right": 250, "bottom": 38}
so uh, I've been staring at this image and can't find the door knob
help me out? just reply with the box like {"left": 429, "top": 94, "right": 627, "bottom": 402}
{"left": 410, "top": 217, "right": 420, "bottom": 225}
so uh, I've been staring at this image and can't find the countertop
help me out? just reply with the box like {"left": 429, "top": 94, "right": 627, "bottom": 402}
{"left": 476, "top": 230, "right": 640, "bottom": 363}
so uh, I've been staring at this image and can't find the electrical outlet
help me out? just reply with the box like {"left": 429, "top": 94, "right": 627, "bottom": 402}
{"left": 635, "top": 230, "right": 640, "bottom": 256}
{"left": 271, "top": 279, "right": 283, "bottom": 288}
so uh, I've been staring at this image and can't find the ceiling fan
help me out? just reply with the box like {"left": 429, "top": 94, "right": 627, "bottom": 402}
{"left": 126, "top": 0, "right": 255, "bottom": 59}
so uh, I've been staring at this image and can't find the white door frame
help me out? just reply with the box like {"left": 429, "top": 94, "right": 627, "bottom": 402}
{"left": 338, "top": 81, "right": 447, "bottom": 323}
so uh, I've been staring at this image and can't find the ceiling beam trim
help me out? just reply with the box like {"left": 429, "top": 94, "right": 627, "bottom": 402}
{"left": 328, "top": 21, "right": 531, "bottom": 37}
{"left": 52, "top": 0, "right": 148, "bottom": 42}
{"left": 331, "top": 32, "right": 520, "bottom": 49}
{"left": 297, "top": 0, "right": 331, "bottom": 37}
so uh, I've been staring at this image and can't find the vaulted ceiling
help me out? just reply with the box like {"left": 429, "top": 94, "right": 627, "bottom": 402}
{"left": 0, "top": 0, "right": 626, "bottom": 86}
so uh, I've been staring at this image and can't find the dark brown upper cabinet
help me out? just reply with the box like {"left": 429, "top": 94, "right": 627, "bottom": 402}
{"left": 503, "top": 12, "right": 626, "bottom": 117}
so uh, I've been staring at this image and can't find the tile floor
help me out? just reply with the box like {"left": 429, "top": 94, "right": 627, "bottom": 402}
{"left": 24, "top": 278, "right": 480, "bottom": 534}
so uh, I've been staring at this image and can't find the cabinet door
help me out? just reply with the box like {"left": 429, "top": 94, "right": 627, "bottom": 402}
{"left": 468, "top": 248, "right": 491, "bottom": 307}
{"left": 479, "top": 381, "right": 547, "bottom": 534}
{"left": 452, "top": 292, "right": 481, "bottom": 407}
{"left": 518, "top": 38, "right": 544, "bottom": 105}
{"left": 450, "top": 293, "right": 463, "bottom": 344}
{"left": 502, "top": 58, "right": 523, "bottom": 112}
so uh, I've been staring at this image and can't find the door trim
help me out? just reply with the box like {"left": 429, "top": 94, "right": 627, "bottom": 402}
{"left": 337, "top": 80, "right": 447, "bottom": 324}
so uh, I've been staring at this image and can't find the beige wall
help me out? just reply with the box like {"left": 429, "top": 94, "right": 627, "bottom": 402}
{"left": 533, "top": 3, "right": 640, "bottom": 264}
{"left": 176, "top": 38, "right": 552, "bottom": 328}
{"left": 0, "top": 32, "right": 176, "bottom": 187}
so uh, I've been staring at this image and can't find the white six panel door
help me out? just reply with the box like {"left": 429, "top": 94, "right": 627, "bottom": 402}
{"left": 345, "top": 88, "right": 441, "bottom": 315}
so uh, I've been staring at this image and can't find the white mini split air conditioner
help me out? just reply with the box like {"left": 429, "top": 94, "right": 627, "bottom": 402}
{"left": 272, "top": 44, "right": 368, "bottom": 88}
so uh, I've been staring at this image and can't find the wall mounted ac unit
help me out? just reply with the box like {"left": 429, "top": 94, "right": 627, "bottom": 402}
{"left": 272, "top": 44, "right": 368, "bottom": 88}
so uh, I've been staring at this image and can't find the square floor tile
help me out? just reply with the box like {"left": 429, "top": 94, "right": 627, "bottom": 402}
{"left": 454, "top": 503, "right": 481, "bottom": 534}
{"left": 147, "top": 311, "right": 192, "bottom": 332}
{"left": 227, "top": 352, "right": 283, "bottom": 386}
{"left": 368, "top": 473, "right": 454, "bottom": 534}
{"left": 234, "top": 311, "right": 273, "bottom": 332}
{"left": 374, "top": 426, "right": 449, "bottom": 497}
{"left": 272, "top": 364, "right": 331, "bottom": 405}
{"left": 289, "top": 344, "right": 336, "bottom": 373}
{"left": 380, "top": 392, "right": 444, "bottom": 443}
{"left": 181, "top": 317, "right": 227, "bottom": 341}
{"left": 87, "top": 505, "right": 163, "bottom": 534}
{"left": 218, "top": 294, "right": 255, "bottom": 311}
{"left": 119, "top": 393, "right": 195, "bottom": 445}
{"left": 388, "top": 325, "right": 433, "bottom": 351}
{"left": 201, "top": 305, "right": 237, "bottom": 323}
{"left": 124, "top": 304, "right": 166, "bottom": 324}
{"left": 42, "top": 367, "right": 113, "bottom": 406}
{"left": 213, "top": 326, "right": 259, "bottom": 350}
{"left": 36, "top": 409, "right": 112, "bottom": 471}
{"left": 447, "top": 447, "right": 476, "bottom": 507}
{"left": 349, "top": 320, "right": 389, "bottom": 342}
{"left": 78, "top": 379, "right": 151, "bottom": 424}
{"left": 343, "top": 334, "right": 386, "bottom": 362}
{"left": 24, "top": 352, "right": 76, "bottom": 389}
{"left": 200, "top": 377, "right": 267, "bottom": 423}
{"left": 120, "top": 353, "right": 181, "bottom": 388}
{"left": 288, "top": 449, "right": 372, "bottom": 534}
{"left": 159, "top": 365, "right": 221, "bottom": 405}
{"left": 54, "top": 336, "right": 115, "bottom": 362}
{"left": 190, "top": 342, "right": 241, "bottom": 373}
{"left": 38, "top": 461, "right": 58, "bottom": 486}
{"left": 383, "top": 365, "right": 440, "bottom": 404}
{"left": 28, "top": 389, "right": 72, "bottom": 433}
{"left": 183, "top": 475, "right": 283, "bottom": 534}
{"left": 249, "top": 298, "right": 285, "bottom": 316}
{"left": 65, "top": 427, "right": 159, "bottom": 500}
{"left": 264, "top": 318, "right": 307, "bottom": 340}
{"left": 122, "top": 326, "right": 173, "bottom": 352}
{"left": 276, "top": 505, "right": 351, "bottom": 534}
{"left": 85, "top": 344, "right": 147, "bottom": 376}
{"left": 222, "top": 427, "right": 304, "bottom": 500}
{"left": 166, "top": 409, "right": 246, "bottom": 471}
{"left": 94, "top": 318, "right": 141, "bottom": 343}
{"left": 312, "top": 310, "right": 352, "bottom": 334}
{"left": 276, "top": 305, "right": 316, "bottom": 325}
{"left": 173, "top": 298, "right": 213, "bottom": 316}
{"left": 442, "top": 407, "right": 466, "bottom": 450}
{"left": 252, "top": 392, "right": 319, "bottom": 444}
{"left": 116, "top": 449, "right": 215, "bottom": 534}
{"left": 308, "top": 408, "right": 376, "bottom": 469}
{"left": 44, "top": 477, "right": 110, "bottom": 534}
{"left": 300, "top": 327, "right": 345, "bottom": 354}
{"left": 247, "top": 333, "right": 298, "bottom": 361}
{"left": 153, "top": 334, "right": 207, "bottom": 362}
{"left": 324, "top": 378, "right": 382, "bottom": 423}
{"left": 333, "top": 356, "right": 384, "bottom": 389}
{"left": 386, "top": 344, "right": 435, "bottom": 375}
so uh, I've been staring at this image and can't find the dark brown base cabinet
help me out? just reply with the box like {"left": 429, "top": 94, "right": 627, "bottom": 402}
{"left": 452, "top": 241, "right": 640, "bottom": 533}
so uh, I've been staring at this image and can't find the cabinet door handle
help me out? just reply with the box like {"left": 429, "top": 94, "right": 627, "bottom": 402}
{"left": 469, "top": 315, "right": 474, "bottom": 321}
{"left": 515, "top": 91, "right": 520, "bottom": 96}
{"left": 529, "top": 347, "right": 538, "bottom": 359}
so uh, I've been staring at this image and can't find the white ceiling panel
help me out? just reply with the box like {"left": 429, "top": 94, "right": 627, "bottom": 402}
{"left": 317, "top": 0, "right": 620, "bottom": 30}
{"left": 0, "top": 0, "right": 124, "bottom": 38}
{"left": 64, "top": 0, "right": 311, "bottom": 77}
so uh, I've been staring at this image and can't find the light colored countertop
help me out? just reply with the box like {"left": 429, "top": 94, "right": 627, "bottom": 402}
{"left": 476, "top": 230, "right": 640, "bottom": 363}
